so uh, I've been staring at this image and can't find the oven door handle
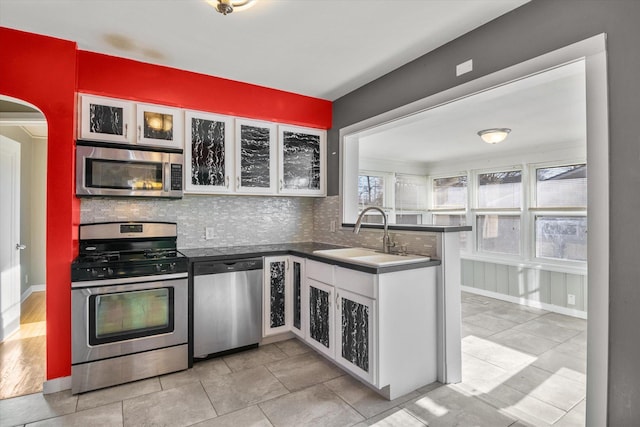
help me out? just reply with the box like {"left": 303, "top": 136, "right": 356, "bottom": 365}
{"left": 72, "top": 272, "right": 188, "bottom": 288}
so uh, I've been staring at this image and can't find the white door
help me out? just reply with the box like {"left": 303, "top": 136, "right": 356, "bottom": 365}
{"left": 0, "top": 135, "right": 21, "bottom": 341}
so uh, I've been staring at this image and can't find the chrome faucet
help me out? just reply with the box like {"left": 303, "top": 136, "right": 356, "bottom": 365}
{"left": 353, "top": 206, "right": 393, "bottom": 253}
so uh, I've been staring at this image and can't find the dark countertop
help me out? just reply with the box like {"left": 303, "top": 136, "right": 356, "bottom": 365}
{"left": 342, "top": 223, "right": 472, "bottom": 233}
{"left": 180, "top": 242, "right": 441, "bottom": 274}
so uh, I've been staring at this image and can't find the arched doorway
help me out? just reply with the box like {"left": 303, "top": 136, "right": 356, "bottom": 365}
{"left": 0, "top": 96, "right": 48, "bottom": 399}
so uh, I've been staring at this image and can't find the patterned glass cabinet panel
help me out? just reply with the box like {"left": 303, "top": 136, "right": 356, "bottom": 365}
{"left": 184, "top": 111, "right": 234, "bottom": 193}
{"left": 335, "top": 288, "right": 376, "bottom": 384}
{"left": 290, "top": 256, "right": 306, "bottom": 338}
{"left": 263, "top": 256, "right": 291, "bottom": 336}
{"left": 234, "top": 119, "right": 277, "bottom": 194}
{"left": 277, "top": 125, "right": 326, "bottom": 196}
{"left": 79, "top": 94, "right": 134, "bottom": 144}
{"left": 136, "top": 103, "right": 183, "bottom": 149}
{"left": 306, "top": 278, "right": 334, "bottom": 358}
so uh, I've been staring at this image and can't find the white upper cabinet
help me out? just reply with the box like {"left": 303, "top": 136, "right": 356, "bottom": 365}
{"left": 136, "top": 103, "right": 183, "bottom": 149}
{"left": 78, "top": 95, "right": 183, "bottom": 150}
{"left": 184, "top": 110, "right": 234, "bottom": 193}
{"left": 278, "top": 125, "right": 326, "bottom": 196}
{"left": 79, "top": 94, "right": 327, "bottom": 197}
{"left": 234, "top": 118, "right": 277, "bottom": 194}
{"left": 78, "top": 94, "right": 134, "bottom": 144}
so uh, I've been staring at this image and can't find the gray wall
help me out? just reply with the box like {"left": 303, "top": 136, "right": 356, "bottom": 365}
{"left": 330, "top": 1, "right": 640, "bottom": 423}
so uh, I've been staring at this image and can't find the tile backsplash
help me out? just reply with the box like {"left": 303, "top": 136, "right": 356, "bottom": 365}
{"left": 80, "top": 194, "right": 437, "bottom": 256}
{"left": 80, "top": 195, "right": 314, "bottom": 248}
{"left": 312, "top": 196, "right": 437, "bottom": 257}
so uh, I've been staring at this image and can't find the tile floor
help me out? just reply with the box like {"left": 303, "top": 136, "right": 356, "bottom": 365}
{"left": 0, "top": 292, "right": 586, "bottom": 427}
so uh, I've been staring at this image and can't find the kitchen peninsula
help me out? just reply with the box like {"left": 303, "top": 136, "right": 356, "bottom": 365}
{"left": 181, "top": 227, "right": 467, "bottom": 400}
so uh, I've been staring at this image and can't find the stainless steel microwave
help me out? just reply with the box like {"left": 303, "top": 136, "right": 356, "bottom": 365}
{"left": 76, "top": 141, "right": 183, "bottom": 198}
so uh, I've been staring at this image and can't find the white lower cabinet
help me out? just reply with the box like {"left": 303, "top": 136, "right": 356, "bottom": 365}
{"left": 264, "top": 256, "right": 437, "bottom": 400}
{"left": 305, "top": 278, "right": 335, "bottom": 358}
{"left": 335, "top": 288, "right": 376, "bottom": 384}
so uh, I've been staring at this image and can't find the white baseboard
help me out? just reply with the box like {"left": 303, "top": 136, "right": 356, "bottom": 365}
{"left": 43, "top": 376, "right": 72, "bottom": 394}
{"left": 20, "top": 284, "right": 46, "bottom": 303}
{"left": 461, "top": 286, "right": 588, "bottom": 319}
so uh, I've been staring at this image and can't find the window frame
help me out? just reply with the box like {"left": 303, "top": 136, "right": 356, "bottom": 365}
{"left": 471, "top": 166, "right": 525, "bottom": 260}
{"left": 528, "top": 159, "right": 587, "bottom": 266}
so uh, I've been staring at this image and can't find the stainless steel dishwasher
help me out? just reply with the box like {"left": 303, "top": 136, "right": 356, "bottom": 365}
{"left": 193, "top": 257, "right": 263, "bottom": 358}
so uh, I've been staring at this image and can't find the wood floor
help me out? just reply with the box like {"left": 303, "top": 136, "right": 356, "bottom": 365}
{"left": 0, "top": 291, "right": 46, "bottom": 400}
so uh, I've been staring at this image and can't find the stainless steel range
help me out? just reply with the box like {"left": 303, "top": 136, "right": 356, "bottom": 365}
{"left": 71, "top": 221, "right": 188, "bottom": 394}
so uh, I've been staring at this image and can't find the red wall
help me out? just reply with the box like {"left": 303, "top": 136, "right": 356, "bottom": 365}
{"left": 77, "top": 51, "right": 332, "bottom": 129}
{"left": 0, "top": 27, "right": 331, "bottom": 382}
{"left": 0, "top": 27, "right": 79, "bottom": 380}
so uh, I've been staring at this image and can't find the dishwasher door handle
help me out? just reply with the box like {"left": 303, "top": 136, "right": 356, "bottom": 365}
{"left": 193, "top": 258, "right": 263, "bottom": 275}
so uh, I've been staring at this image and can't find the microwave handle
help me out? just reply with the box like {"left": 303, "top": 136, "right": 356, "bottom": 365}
{"left": 163, "top": 162, "right": 170, "bottom": 192}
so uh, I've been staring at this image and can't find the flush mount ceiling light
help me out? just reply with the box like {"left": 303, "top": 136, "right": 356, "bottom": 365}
{"left": 477, "top": 128, "right": 511, "bottom": 144}
{"left": 208, "top": 0, "right": 258, "bottom": 15}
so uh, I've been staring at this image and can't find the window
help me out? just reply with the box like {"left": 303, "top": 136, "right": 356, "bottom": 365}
{"left": 432, "top": 214, "right": 466, "bottom": 226}
{"left": 535, "top": 164, "right": 587, "bottom": 207}
{"left": 535, "top": 216, "right": 587, "bottom": 261}
{"left": 395, "top": 174, "right": 428, "bottom": 224}
{"left": 478, "top": 170, "right": 522, "bottom": 209}
{"left": 477, "top": 214, "right": 521, "bottom": 255}
{"left": 432, "top": 175, "right": 467, "bottom": 209}
{"left": 358, "top": 171, "right": 428, "bottom": 224}
{"left": 395, "top": 174, "right": 427, "bottom": 211}
{"left": 474, "top": 169, "right": 522, "bottom": 256}
{"left": 358, "top": 173, "right": 386, "bottom": 208}
{"left": 533, "top": 163, "right": 587, "bottom": 262}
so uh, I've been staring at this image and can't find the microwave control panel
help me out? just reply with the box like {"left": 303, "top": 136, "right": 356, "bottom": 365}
{"left": 171, "top": 164, "right": 183, "bottom": 190}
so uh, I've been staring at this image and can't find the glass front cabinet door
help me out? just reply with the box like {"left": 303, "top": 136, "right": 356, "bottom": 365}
{"left": 290, "top": 256, "right": 306, "bottom": 338}
{"left": 79, "top": 94, "right": 134, "bottom": 144}
{"left": 306, "top": 278, "right": 334, "bottom": 358}
{"left": 235, "top": 119, "right": 277, "bottom": 194}
{"left": 136, "top": 103, "right": 183, "bottom": 149}
{"left": 184, "top": 111, "right": 234, "bottom": 193}
{"left": 335, "top": 288, "right": 376, "bottom": 384}
{"left": 263, "top": 256, "right": 291, "bottom": 336}
{"left": 278, "top": 125, "right": 326, "bottom": 196}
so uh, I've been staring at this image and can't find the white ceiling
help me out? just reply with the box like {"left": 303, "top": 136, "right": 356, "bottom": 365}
{"left": 0, "top": 0, "right": 529, "bottom": 100}
{"left": 358, "top": 60, "right": 587, "bottom": 168}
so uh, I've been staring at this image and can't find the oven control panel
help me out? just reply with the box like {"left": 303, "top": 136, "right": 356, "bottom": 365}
{"left": 71, "top": 258, "right": 188, "bottom": 283}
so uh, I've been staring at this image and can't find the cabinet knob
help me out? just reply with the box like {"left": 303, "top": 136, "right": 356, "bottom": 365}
{"left": 225, "top": 176, "right": 229, "bottom": 189}
{"left": 237, "top": 176, "right": 240, "bottom": 188}
{"left": 279, "top": 179, "right": 283, "bottom": 190}
{"left": 124, "top": 123, "right": 128, "bottom": 138}
{"left": 138, "top": 125, "right": 142, "bottom": 140}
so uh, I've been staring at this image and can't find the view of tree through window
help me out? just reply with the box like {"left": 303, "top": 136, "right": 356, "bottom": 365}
{"left": 358, "top": 174, "right": 385, "bottom": 207}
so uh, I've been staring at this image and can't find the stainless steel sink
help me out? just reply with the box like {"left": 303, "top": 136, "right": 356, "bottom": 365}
{"left": 313, "top": 247, "right": 430, "bottom": 267}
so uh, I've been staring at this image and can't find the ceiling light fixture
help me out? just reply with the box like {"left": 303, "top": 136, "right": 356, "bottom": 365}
{"left": 208, "top": 0, "right": 258, "bottom": 15}
{"left": 477, "top": 128, "right": 511, "bottom": 144}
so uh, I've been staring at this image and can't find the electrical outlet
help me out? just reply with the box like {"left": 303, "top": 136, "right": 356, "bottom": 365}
{"left": 330, "top": 220, "right": 336, "bottom": 233}
{"left": 567, "top": 294, "right": 576, "bottom": 305}
{"left": 205, "top": 227, "right": 215, "bottom": 240}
